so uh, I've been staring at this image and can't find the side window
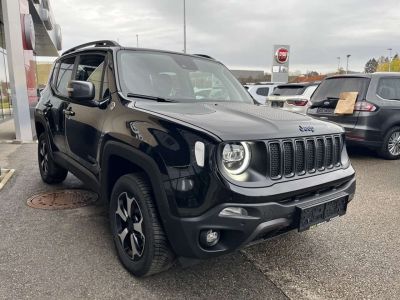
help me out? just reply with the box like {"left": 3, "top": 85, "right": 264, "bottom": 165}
{"left": 75, "top": 54, "right": 107, "bottom": 101}
{"left": 56, "top": 57, "right": 75, "bottom": 96}
{"left": 377, "top": 78, "right": 400, "bottom": 100}
{"left": 51, "top": 62, "right": 60, "bottom": 87}
{"left": 256, "top": 87, "right": 269, "bottom": 96}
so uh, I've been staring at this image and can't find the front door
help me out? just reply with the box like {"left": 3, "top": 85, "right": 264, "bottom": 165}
{"left": 64, "top": 53, "right": 110, "bottom": 174}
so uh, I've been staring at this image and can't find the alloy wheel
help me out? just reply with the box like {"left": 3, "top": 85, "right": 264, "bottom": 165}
{"left": 115, "top": 192, "right": 145, "bottom": 260}
{"left": 388, "top": 131, "right": 400, "bottom": 156}
{"left": 39, "top": 140, "right": 49, "bottom": 174}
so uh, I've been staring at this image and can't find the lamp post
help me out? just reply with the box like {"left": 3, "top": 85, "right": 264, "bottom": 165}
{"left": 183, "top": 0, "right": 187, "bottom": 53}
{"left": 388, "top": 48, "right": 392, "bottom": 72}
{"left": 136, "top": 34, "right": 139, "bottom": 48}
{"left": 346, "top": 54, "right": 351, "bottom": 74}
{"left": 337, "top": 57, "right": 341, "bottom": 72}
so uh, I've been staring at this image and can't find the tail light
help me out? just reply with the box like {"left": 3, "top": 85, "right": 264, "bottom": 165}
{"left": 354, "top": 101, "right": 377, "bottom": 112}
{"left": 286, "top": 99, "right": 308, "bottom": 106}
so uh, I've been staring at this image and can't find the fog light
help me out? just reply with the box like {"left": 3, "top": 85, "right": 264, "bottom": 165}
{"left": 219, "top": 207, "right": 248, "bottom": 217}
{"left": 200, "top": 229, "right": 220, "bottom": 247}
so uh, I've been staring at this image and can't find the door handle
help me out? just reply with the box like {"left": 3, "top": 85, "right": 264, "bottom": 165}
{"left": 63, "top": 108, "right": 75, "bottom": 116}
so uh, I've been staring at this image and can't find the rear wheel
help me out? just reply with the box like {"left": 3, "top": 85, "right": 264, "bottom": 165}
{"left": 379, "top": 127, "right": 400, "bottom": 160}
{"left": 38, "top": 133, "right": 68, "bottom": 183}
{"left": 109, "top": 174, "right": 174, "bottom": 277}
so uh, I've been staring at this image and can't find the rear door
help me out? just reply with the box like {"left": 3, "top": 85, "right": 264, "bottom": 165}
{"left": 46, "top": 56, "right": 76, "bottom": 153}
{"left": 307, "top": 76, "right": 370, "bottom": 129}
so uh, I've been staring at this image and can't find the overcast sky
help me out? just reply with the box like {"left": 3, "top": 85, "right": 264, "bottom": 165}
{"left": 51, "top": 0, "right": 400, "bottom": 74}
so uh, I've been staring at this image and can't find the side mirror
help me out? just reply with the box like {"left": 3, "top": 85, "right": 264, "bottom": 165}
{"left": 67, "top": 80, "right": 95, "bottom": 102}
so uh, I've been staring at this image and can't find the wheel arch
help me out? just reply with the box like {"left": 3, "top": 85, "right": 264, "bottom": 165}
{"left": 35, "top": 120, "right": 45, "bottom": 139}
{"left": 100, "top": 140, "right": 175, "bottom": 225}
{"left": 380, "top": 114, "right": 400, "bottom": 139}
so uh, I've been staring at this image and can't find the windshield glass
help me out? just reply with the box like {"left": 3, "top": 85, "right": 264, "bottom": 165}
{"left": 311, "top": 77, "right": 370, "bottom": 104}
{"left": 273, "top": 85, "right": 305, "bottom": 96}
{"left": 117, "top": 50, "right": 253, "bottom": 103}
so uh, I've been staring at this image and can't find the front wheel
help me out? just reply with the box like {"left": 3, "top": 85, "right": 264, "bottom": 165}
{"left": 109, "top": 174, "right": 174, "bottom": 277}
{"left": 38, "top": 133, "right": 68, "bottom": 183}
{"left": 379, "top": 127, "right": 400, "bottom": 160}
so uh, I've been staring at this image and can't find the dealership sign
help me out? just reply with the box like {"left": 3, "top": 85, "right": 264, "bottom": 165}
{"left": 275, "top": 47, "right": 289, "bottom": 64}
{"left": 271, "top": 45, "right": 290, "bottom": 83}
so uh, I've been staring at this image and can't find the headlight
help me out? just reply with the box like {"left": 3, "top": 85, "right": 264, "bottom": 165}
{"left": 222, "top": 142, "right": 251, "bottom": 175}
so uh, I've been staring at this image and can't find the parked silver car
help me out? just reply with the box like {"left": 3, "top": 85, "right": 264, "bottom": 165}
{"left": 245, "top": 83, "right": 283, "bottom": 104}
{"left": 265, "top": 82, "right": 319, "bottom": 114}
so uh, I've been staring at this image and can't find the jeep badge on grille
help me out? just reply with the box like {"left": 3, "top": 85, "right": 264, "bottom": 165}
{"left": 299, "top": 125, "right": 315, "bottom": 133}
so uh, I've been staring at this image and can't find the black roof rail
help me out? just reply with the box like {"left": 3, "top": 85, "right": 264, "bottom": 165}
{"left": 62, "top": 40, "right": 120, "bottom": 55}
{"left": 193, "top": 54, "right": 215, "bottom": 60}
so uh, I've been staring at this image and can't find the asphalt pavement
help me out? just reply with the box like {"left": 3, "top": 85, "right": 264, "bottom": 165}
{"left": 0, "top": 143, "right": 399, "bottom": 299}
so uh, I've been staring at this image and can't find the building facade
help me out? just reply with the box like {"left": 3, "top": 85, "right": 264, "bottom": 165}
{"left": 0, "top": 0, "right": 61, "bottom": 140}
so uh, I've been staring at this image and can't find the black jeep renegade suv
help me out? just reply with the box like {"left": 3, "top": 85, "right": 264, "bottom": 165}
{"left": 35, "top": 41, "right": 356, "bottom": 277}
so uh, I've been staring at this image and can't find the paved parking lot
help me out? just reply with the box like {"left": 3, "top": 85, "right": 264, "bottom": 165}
{"left": 0, "top": 143, "right": 399, "bottom": 299}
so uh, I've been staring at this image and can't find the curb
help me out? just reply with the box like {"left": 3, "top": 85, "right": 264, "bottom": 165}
{"left": 0, "top": 169, "right": 15, "bottom": 190}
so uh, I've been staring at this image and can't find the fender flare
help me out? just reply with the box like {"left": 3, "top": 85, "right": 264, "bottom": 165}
{"left": 100, "top": 140, "right": 175, "bottom": 228}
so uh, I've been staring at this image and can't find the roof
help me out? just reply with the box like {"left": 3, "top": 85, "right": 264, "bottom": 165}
{"left": 326, "top": 72, "right": 400, "bottom": 79}
{"left": 61, "top": 40, "right": 219, "bottom": 63}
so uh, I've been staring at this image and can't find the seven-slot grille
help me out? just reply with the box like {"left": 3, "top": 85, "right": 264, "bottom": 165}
{"left": 268, "top": 135, "right": 342, "bottom": 180}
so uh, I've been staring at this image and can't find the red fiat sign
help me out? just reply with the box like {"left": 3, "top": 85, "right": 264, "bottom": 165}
{"left": 275, "top": 48, "right": 289, "bottom": 64}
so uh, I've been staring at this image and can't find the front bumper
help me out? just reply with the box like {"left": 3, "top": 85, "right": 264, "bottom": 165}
{"left": 168, "top": 173, "right": 356, "bottom": 259}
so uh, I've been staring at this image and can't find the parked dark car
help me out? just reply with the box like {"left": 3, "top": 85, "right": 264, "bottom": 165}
{"left": 308, "top": 73, "right": 400, "bottom": 159}
{"left": 35, "top": 41, "right": 356, "bottom": 277}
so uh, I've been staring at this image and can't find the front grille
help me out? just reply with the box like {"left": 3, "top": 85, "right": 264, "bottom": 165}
{"left": 295, "top": 141, "right": 306, "bottom": 174}
{"left": 270, "top": 143, "right": 281, "bottom": 178}
{"left": 268, "top": 135, "right": 342, "bottom": 180}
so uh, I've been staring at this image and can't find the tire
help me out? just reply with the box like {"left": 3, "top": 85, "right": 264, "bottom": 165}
{"left": 109, "top": 174, "right": 174, "bottom": 277}
{"left": 378, "top": 127, "right": 400, "bottom": 160}
{"left": 38, "top": 133, "right": 68, "bottom": 183}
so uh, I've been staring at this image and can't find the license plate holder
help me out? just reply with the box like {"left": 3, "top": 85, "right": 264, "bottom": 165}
{"left": 271, "top": 101, "right": 284, "bottom": 108}
{"left": 316, "top": 107, "right": 334, "bottom": 114}
{"left": 297, "top": 196, "right": 348, "bottom": 232}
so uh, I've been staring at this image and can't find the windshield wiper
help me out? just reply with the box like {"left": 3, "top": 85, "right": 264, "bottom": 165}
{"left": 126, "top": 93, "right": 175, "bottom": 102}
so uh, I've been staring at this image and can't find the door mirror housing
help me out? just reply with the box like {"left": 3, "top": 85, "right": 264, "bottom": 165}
{"left": 67, "top": 80, "right": 95, "bottom": 102}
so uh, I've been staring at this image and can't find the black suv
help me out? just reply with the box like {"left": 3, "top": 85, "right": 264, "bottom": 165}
{"left": 308, "top": 73, "right": 400, "bottom": 159}
{"left": 35, "top": 41, "right": 356, "bottom": 277}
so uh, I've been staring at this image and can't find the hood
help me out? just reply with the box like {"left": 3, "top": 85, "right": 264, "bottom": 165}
{"left": 134, "top": 101, "right": 343, "bottom": 141}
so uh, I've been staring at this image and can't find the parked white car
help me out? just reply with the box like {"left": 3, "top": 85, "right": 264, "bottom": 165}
{"left": 245, "top": 83, "right": 283, "bottom": 104}
{"left": 265, "top": 82, "right": 319, "bottom": 114}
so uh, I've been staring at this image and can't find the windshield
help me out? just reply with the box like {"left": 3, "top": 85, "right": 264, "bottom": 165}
{"left": 311, "top": 77, "right": 370, "bottom": 104}
{"left": 273, "top": 85, "right": 306, "bottom": 96}
{"left": 117, "top": 50, "right": 253, "bottom": 103}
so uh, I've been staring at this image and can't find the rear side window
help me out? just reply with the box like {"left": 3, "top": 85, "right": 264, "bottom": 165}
{"left": 56, "top": 57, "right": 75, "bottom": 96}
{"left": 256, "top": 87, "right": 269, "bottom": 96}
{"left": 311, "top": 77, "right": 369, "bottom": 103}
{"left": 51, "top": 62, "right": 60, "bottom": 87}
{"left": 273, "top": 85, "right": 305, "bottom": 96}
{"left": 377, "top": 78, "right": 400, "bottom": 100}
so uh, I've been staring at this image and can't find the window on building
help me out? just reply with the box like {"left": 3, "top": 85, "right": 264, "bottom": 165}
{"left": 56, "top": 57, "right": 75, "bottom": 96}
{"left": 377, "top": 78, "right": 400, "bottom": 100}
{"left": 75, "top": 54, "right": 108, "bottom": 101}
